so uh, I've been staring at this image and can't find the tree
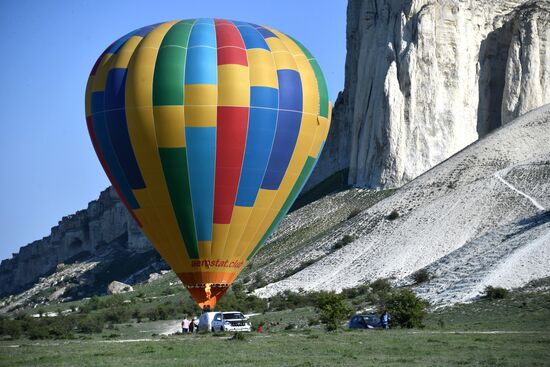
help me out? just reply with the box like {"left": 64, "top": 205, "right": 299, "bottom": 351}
{"left": 315, "top": 292, "right": 352, "bottom": 331}
{"left": 386, "top": 289, "right": 429, "bottom": 328}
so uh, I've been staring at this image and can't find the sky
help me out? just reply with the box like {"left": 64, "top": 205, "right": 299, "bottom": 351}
{"left": 0, "top": 0, "right": 347, "bottom": 261}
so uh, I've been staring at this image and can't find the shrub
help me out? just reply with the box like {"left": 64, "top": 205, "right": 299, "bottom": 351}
{"left": 45, "top": 317, "right": 76, "bottom": 339}
{"left": 80, "top": 296, "right": 103, "bottom": 313}
{"left": 412, "top": 269, "right": 431, "bottom": 284}
{"left": 307, "top": 317, "right": 320, "bottom": 326}
{"left": 284, "top": 323, "right": 297, "bottom": 330}
{"left": 104, "top": 307, "right": 131, "bottom": 324}
{"left": 347, "top": 208, "right": 362, "bottom": 220}
{"left": 28, "top": 324, "right": 50, "bottom": 340}
{"left": 333, "top": 235, "right": 355, "bottom": 250}
{"left": 385, "top": 289, "right": 429, "bottom": 328}
{"left": 386, "top": 210, "right": 399, "bottom": 220}
{"left": 132, "top": 309, "right": 143, "bottom": 323}
{"left": 282, "top": 259, "right": 317, "bottom": 279}
{"left": 370, "top": 279, "right": 392, "bottom": 294}
{"left": 315, "top": 292, "right": 352, "bottom": 331}
{"left": 0, "top": 318, "right": 22, "bottom": 339}
{"left": 146, "top": 308, "right": 161, "bottom": 321}
{"left": 340, "top": 284, "right": 370, "bottom": 299}
{"left": 253, "top": 273, "right": 268, "bottom": 289}
{"left": 268, "top": 290, "right": 314, "bottom": 311}
{"left": 216, "top": 288, "right": 268, "bottom": 314}
{"left": 483, "top": 286, "right": 509, "bottom": 300}
{"left": 78, "top": 315, "right": 104, "bottom": 333}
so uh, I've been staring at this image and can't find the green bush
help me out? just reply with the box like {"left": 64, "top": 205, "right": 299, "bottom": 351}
{"left": 347, "top": 208, "right": 362, "bottom": 220}
{"left": 268, "top": 290, "right": 313, "bottom": 311}
{"left": 370, "top": 279, "right": 392, "bottom": 294}
{"left": 333, "top": 235, "right": 355, "bottom": 250}
{"left": 27, "top": 323, "right": 50, "bottom": 340}
{"left": 82, "top": 296, "right": 103, "bottom": 312}
{"left": 483, "top": 286, "right": 509, "bottom": 300}
{"left": 132, "top": 309, "right": 143, "bottom": 323}
{"left": 146, "top": 307, "right": 161, "bottom": 321}
{"left": 386, "top": 210, "right": 399, "bottom": 220}
{"left": 307, "top": 317, "right": 320, "bottom": 326}
{"left": 104, "top": 307, "right": 131, "bottom": 324}
{"left": 253, "top": 273, "right": 268, "bottom": 289}
{"left": 341, "top": 284, "right": 370, "bottom": 299}
{"left": 78, "top": 315, "right": 104, "bottom": 333}
{"left": 45, "top": 317, "right": 75, "bottom": 340}
{"left": 386, "top": 289, "right": 429, "bottom": 328}
{"left": 0, "top": 318, "right": 22, "bottom": 339}
{"left": 284, "top": 323, "right": 297, "bottom": 330}
{"left": 412, "top": 269, "right": 431, "bottom": 284}
{"left": 315, "top": 292, "right": 352, "bottom": 331}
{"left": 216, "top": 287, "right": 268, "bottom": 313}
{"left": 282, "top": 259, "right": 317, "bottom": 279}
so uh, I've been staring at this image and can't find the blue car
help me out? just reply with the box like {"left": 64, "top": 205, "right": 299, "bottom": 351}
{"left": 349, "top": 314, "right": 382, "bottom": 329}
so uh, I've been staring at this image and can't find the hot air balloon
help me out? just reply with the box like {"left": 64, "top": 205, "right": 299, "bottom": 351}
{"left": 85, "top": 19, "right": 331, "bottom": 309}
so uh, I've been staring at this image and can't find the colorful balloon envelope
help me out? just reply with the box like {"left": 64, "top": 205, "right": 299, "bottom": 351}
{"left": 85, "top": 19, "right": 331, "bottom": 309}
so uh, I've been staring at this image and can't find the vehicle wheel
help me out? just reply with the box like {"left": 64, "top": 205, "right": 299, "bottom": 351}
{"left": 221, "top": 326, "right": 225, "bottom": 332}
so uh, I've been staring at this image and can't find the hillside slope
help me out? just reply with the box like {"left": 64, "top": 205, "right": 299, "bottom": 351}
{"left": 254, "top": 104, "right": 550, "bottom": 305}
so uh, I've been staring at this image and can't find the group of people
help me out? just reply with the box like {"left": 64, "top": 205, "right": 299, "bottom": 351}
{"left": 181, "top": 316, "right": 199, "bottom": 334}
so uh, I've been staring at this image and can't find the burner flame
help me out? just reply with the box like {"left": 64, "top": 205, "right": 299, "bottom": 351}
{"left": 204, "top": 283, "right": 212, "bottom": 300}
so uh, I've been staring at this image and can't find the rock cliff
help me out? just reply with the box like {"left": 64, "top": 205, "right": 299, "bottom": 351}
{"left": 308, "top": 0, "right": 550, "bottom": 190}
{"left": 0, "top": 188, "right": 151, "bottom": 296}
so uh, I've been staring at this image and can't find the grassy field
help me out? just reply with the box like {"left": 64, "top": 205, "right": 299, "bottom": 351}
{"left": 1, "top": 330, "right": 549, "bottom": 366}
{"left": 2, "top": 280, "right": 550, "bottom": 366}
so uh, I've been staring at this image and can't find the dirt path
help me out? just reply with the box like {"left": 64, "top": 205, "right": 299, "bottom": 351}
{"left": 494, "top": 171, "right": 546, "bottom": 210}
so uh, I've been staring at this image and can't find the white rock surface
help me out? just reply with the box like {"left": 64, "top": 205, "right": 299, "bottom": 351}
{"left": 308, "top": 0, "right": 550, "bottom": 191}
{"left": 107, "top": 281, "right": 133, "bottom": 295}
{"left": 255, "top": 104, "right": 550, "bottom": 306}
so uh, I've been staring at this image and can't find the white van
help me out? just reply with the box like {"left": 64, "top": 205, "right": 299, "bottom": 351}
{"left": 198, "top": 311, "right": 251, "bottom": 332}
{"left": 198, "top": 312, "right": 218, "bottom": 332}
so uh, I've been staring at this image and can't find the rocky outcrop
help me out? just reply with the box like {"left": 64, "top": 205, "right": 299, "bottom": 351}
{"left": 308, "top": 0, "right": 550, "bottom": 190}
{"left": 107, "top": 281, "right": 134, "bottom": 295}
{"left": 0, "top": 187, "right": 151, "bottom": 296}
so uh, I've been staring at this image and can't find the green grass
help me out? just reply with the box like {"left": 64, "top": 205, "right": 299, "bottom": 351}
{"left": 1, "top": 330, "right": 549, "bottom": 366}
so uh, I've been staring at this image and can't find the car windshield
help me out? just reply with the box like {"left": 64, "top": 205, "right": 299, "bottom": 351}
{"left": 223, "top": 312, "right": 244, "bottom": 320}
{"left": 364, "top": 315, "right": 380, "bottom": 323}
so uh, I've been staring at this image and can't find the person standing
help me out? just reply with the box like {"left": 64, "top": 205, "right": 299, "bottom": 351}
{"left": 182, "top": 316, "right": 190, "bottom": 333}
{"left": 381, "top": 311, "right": 391, "bottom": 330}
{"left": 192, "top": 317, "right": 199, "bottom": 333}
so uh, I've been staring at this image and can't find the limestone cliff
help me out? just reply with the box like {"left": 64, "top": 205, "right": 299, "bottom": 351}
{"left": 308, "top": 0, "right": 550, "bottom": 190}
{"left": 0, "top": 188, "right": 151, "bottom": 296}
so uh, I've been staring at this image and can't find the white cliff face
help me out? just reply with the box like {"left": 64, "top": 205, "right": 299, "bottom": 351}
{"left": 502, "top": 2, "right": 550, "bottom": 124}
{"left": 309, "top": 0, "right": 550, "bottom": 190}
